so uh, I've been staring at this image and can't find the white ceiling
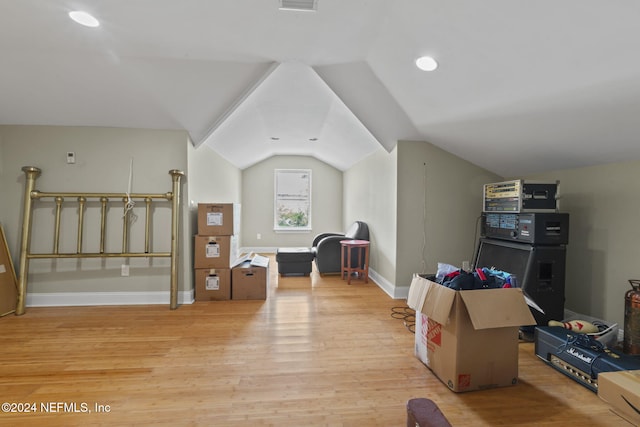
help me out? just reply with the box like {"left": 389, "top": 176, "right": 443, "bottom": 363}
{"left": 2, "top": 1, "right": 640, "bottom": 176}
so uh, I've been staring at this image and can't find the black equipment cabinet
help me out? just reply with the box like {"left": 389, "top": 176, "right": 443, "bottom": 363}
{"left": 473, "top": 237, "right": 566, "bottom": 326}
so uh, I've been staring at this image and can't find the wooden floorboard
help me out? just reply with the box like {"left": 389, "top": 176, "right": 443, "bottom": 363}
{"left": 0, "top": 256, "right": 631, "bottom": 426}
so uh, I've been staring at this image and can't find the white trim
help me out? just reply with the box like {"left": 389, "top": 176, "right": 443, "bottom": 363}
{"left": 25, "top": 290, "right": 195, "bottom": 307}
{"left": 242, "top": 246, "right": 278, "bottom": 254}
{"left": 195, "top": 62, "right": 279, "bottom": 147}
{"left": 22, "top": 271, "right": 410, "bottom": 307}
{"left": 368, "top": 268, "right": 408, "bottom": 299}
{"left": 274, "top": 168, "right": 312, "bottom": 231}
{"left": 237, "top": 254, "right": 410, "bottom": 300}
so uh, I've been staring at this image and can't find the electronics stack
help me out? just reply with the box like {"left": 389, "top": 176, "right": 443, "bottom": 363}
{"left": 474, "top": 179, "right": 569, "bottom": 327}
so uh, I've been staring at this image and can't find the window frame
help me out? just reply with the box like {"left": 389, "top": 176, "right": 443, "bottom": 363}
{"left": 274, "top": 169, "right": 312, "bottom": 232}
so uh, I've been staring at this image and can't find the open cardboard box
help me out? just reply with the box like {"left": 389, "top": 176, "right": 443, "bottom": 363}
{"left": 409, "top": 274, "right": 536, "bottom": 392}
{"left": 231, "top": 254, "right": 270, "bottom": 300}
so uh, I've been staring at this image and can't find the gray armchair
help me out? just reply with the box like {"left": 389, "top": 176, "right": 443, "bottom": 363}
{"left": 311, "top": 221, "right": 369, "bottom": 274}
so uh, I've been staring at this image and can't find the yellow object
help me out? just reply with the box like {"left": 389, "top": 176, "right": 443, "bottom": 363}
{"left": 15, "top": 166, "right": 185, "bottom": 315}
{"left": 548, "top": 319, "right": 599, "bottom": 334}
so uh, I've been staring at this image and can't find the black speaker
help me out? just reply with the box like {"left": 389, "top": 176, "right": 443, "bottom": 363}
{"left": 473, "top": 238, "right": 566, "bottom": 325}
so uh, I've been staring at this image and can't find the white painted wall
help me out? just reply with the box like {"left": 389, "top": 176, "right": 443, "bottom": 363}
{"left": 520, "top": 160, "right": 640, "bottom": 327}
{"left": 241, "top": 155, "right": 343, "bottom": 250}
{"left": 396, "top": 141, "right": 502, "bottom": 289}
{"left": 187, "top": 143, "right": 242, "bottom": 207}
{"left": 0, "top": 125, "right": 190, "bottom": 305}
{"left": 343, "top": 141, "right": 500, "bottom": 298}
{"left": 343, "top": 147, "right": 397, "bottom": 293}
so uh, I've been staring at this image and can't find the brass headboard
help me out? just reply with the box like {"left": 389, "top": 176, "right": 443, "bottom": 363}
{"left": 16, "top": 166, "right": 184, "bottom": 315}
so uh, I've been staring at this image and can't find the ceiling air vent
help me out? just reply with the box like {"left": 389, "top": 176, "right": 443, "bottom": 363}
{"left": 279, "top": 0, "right": 317, "bottom": 12}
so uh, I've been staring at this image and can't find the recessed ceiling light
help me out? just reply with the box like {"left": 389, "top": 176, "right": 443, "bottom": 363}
{"left": 69, "top": 11, "right": 100, "bottom": 28}
{"left": 415, "top": 56, "right": 438, "bottom": 72}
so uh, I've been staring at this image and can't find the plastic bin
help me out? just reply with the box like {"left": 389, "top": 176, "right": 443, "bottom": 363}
{"left": 563, "top": 309, "right": 619, "bottom": 347}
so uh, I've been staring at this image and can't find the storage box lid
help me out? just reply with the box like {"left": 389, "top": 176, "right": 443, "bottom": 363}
{"left": 407, "top": 275, "right": 429, "bottom": 312}
{"left": 460, "top": 288, "right": 536, "bottom": 329}
{"left": 418, "top": 276, "right": 535, "bottom": 329}
{"left": 419, "top": 278, "right": 456, "bottom": 325}
{"left": 250, "top": 254, "right": 269, "bottom": 268}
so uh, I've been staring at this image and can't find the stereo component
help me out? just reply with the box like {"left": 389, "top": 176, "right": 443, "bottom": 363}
{"left": 483, "top": 180, "right": 559, "bottom": 213}
{"left": 481, "top": 212, "right": 569, "bottom": 245}
{"left": 535, "top": 326, "right": 640, "bottom": 392}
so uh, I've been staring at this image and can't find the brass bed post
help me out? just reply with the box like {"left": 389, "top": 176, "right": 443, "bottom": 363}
{"left": 99, "top": 197, "right": 108, "bottom": 254}
{"left": 77, "top": 196, "right": 86, "bottom": 253}
{"left": 169, "top": 169, "right": 184, "bottom": 310}
{"left": 144, "top": 197, "right": 151, "bottom": 253}
{"left": 53, "top": 196, "right": 63, "bottom": 254}
{"left": 16, "top": 166, "right": 42, "bottom": 315}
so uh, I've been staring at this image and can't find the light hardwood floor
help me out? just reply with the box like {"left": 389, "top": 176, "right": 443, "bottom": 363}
{"left": 0, "top": 257, "right": 631, "bottom": 426}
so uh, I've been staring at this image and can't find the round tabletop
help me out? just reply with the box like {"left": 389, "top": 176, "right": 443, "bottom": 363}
{"left": 340, "top": 239, "right": 369, "bottom": 246}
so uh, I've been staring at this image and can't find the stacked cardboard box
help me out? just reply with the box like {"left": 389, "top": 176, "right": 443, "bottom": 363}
{"left": 194, "top": 203, "right": 240, "bottom": 301}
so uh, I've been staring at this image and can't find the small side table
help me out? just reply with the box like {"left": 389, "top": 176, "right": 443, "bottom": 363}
{"left": 340, "top": 239, "right": 370, "bottom": 285}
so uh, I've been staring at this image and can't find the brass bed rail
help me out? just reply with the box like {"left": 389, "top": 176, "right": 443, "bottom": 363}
{"left": 16, "top": 166, "right": 185, "bottom": 315}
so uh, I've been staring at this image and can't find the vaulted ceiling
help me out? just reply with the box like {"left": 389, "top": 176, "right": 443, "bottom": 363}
{"left": 2, "top": 1, "right": 640, "bottom": 176}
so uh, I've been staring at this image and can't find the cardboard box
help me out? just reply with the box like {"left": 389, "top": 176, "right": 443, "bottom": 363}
{"left": 415, "top": 310, "right": 430, "bottom": 366}
{"left": 193, "top": 235, "right": 239, "bottom": 269}
{"left": 232, "top": 257, "right": 269, "bottom": 300}
{"left": 409, "top": 275, "right": 536, "bottom": 392}
{"left": 598, "top": 370, "right": 640, "bottom": 426}
{"left": 0, "top": 266, "right": 17, "bottom": 316}
{"left": 408, "top": 275, "right": 431, "bottom": 366}
{"left": 197, "top": 203, "right": 239, "bottom": 236}
{"left": 194, "top": 268, "right": 231, "bottom": 301}
{"left": 0, "top": 225, "right": 18, "bottom": 316}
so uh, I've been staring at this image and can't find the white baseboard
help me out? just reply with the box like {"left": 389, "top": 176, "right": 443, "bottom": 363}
{"left": 368, "top": 268, "right": 408, "bottom": 300}
{"left": 20, "top": 249, "right": 406, "bottom": 308}
{"left": 23, "top": 273, "right": 408, "bottom": 307}
{"left": 241, "top": 247, "right": 278, "bottom": 254}
{"left": 243, "top": 249, "right": 410, "bottom": 300}
{"left": 26, "top": 290, "right": 195, "bottom": 308}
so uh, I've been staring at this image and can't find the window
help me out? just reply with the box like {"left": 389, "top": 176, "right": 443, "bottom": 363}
{"left": 274, "top": 169, "right": 311, "bottom": 231}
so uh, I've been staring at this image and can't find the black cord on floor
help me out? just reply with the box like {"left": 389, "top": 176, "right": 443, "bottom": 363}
{"left": 391, "top": 306, "right": 416, "bottom": 334}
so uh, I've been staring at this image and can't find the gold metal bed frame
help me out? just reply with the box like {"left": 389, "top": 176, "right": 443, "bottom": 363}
{"left": 16, "top": 166, "right": 185, "bottom": 315}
